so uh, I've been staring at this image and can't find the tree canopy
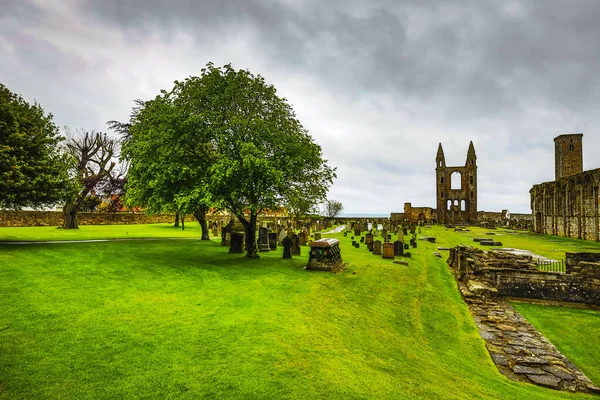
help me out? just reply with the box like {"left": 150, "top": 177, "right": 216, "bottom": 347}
{"left": 322, "top": 199, "right": 344, "bottom": 221}
{"left": 0, "top": 84, "right": 72, "bottom": 209}
{"left": 122, "top": 63, "right": 336, "bottom": 257}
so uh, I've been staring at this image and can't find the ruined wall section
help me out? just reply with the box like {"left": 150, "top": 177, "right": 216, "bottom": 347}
{"left": 530, "top": 168, "right": 600, "bottom": 241}
{"left": 447, "top": 246, "right": 600, "bottom": 306}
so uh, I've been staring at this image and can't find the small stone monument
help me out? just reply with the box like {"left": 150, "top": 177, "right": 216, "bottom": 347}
{"left": 306, "top": 238, "right": 343, "bottom": 271}
{"left": 291, "top": 233, "right": 301, "bottom": 256}
{"left": 354, "top": 225, "right": 361, "bottom": 236}
{"left": 258, "top": 227, "right": 270, "bottom": 252}
{"left": 393, "top": 240, "right": 404, "bottom": 256}
{"left": 278, "top": 228, "right": 287, "bottom": 245}
{"left": 365, "top": 233, "right": 374, "bottom": 251}
{"left": 229, "top": 232, "right": 244, "bottom": 253}
{"left": 382, "top": 242, "right": 394, "bottom": 259}
{"left": 268, "top": 232, "right": 278, "bottom": 250}
{"left": 373, "top": 240, "right": 382, "bottom": 255}
{"left": 314, "top": 233, "right": 322, "bottom": 241}
{"left": 299, "top": 230, "right": 308, "bottom": 246}
{"left": 282, "top": 235, "right": 293, "bottom": 258}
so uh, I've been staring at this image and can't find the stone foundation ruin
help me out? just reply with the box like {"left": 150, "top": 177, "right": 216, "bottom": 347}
{"left": 447, "top": 246, "right": 600, "bottom": 393}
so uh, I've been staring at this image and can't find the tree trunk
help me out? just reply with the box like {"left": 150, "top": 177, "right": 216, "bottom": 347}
{"left": 243, "top": 211, "right": 259, "bottom": 258}
{"left": 193, "top": 207, "right": 210, "bottom": 240}
{"left": 181, "top": 215, "right": 185, "bottom": 231}
{"left": 62, "top": 204, "right": 79, "bottom": 229}
{"left": 174, "top": 212, "right": 180, "bottom": 227}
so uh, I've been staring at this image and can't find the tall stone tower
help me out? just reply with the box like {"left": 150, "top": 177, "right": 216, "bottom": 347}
{"left": 554, "top": 134, "right": 583, "bottom": 180}
{"left": 436, "top": 141, "right": 478, "bottom": 225}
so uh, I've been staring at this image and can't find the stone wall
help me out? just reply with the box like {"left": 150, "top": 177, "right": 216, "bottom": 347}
{"left": 447, "top": 246, "right": 600, "bottom": 306}
{"left": 0, "top": 211, "right": 176, "bottom": 227}
{"left": 530, "top": 167, "right": 599, "bottom": 241}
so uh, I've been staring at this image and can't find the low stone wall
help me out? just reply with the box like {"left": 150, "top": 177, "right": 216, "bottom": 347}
{"left": 447, "top": 246, "right": 600, "bottom": 306}
{"left": 0, "top": 211, "right": 175, "bottom": 227}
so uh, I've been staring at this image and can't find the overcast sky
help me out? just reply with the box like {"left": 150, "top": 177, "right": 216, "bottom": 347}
{"left": 2, "top": 0, "right": 599, "bottom": 214}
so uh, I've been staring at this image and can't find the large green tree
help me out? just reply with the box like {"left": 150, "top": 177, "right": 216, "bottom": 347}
{"left": 120, "top": 91, "right": 214, "bottom": 239}
{"left": 196, "top": 63, "right": 336, "bottom": 257}
{"left": 0, "top": 84, "right": 72, "bottom": 209}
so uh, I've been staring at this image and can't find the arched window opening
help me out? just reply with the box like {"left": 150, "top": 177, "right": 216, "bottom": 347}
{"left": 451, "top": 171, "right": 462, "bottom": 190}
{"left": 461, "top": 200, "right": 466, "bottom": 211}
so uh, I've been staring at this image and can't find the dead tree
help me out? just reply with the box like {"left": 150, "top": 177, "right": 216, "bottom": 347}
{"left": 62, "top": 130, "right": 117, "bottom": 229}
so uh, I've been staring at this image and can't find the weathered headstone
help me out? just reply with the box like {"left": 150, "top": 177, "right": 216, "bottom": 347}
{"left": 382, "top": 242, "right": 394, "bottom": 259}
{"left": 258, "top": 227, "right": 270, "bottom": 252}
{"left": 382, "top": 229, "right": 388, "bottom": 239}
{"left": 299, "top": 230, "right": 308, "bottom": 246}
{"left": 268, "top": 232, "right": 278, "bottom": 250}
{"left": 314, "top": 233, "right": 322, "bottom": 241}
{"left": 373, "top": 240, "right": 382, "bottom": 255}
{"left": 282, "top": 236, "right": 293, "bottom": 258}
{"left": 398, "top": 228, "right": 404, "bottom": 243}
{"left": 365, "top": 233, "right": 374, "bottom": 251}
{"left": 393, "top": 240, "right": 404, "bottom": 256}
{"left": 291, "top": 234, "right": 301, "bottom": 256}
{"left": 278, "top": 228, "right": 287, "bottom": 245}
{"left": 354, "top": 225, "right": 361, "bottom": 236}
{"left": 229, "top": 232, "right": 244, "bottom": 253}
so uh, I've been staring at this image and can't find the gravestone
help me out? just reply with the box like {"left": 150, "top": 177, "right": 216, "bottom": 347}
{"left": 382, "top": 242, "right": 394, "bottom": 259}
{"left": 229, "top": 232, "right": 244, "bottom": 253}
{"left": 354, "top": 225, "right": 361, "bottom": 236}
{"left": 282, "top": 236, "right": 293, "bottom": 258}
{"left": 360, "top": 236, "right": 365, "bottom": 243}
{"left": 278, "top": 228, "right": 287, "bottom": 245}
{"left": 365, "top": 233, "right": 374, "bottom": 251}
{"left": 373, "top": 240, "right": 382, "bottom": 255}
{"left": 346, "top": 222, "right": 352, "bottom": 232}
{"left": 354, "top": 243, "right": 360, "bottom": 248}
{"left": 343, "top": 231, "right": 347, "bottom": 237}
{"left": 393, "top": 240, "right": 404, "bottom": 256}
{"left": 404, "top": 244, "right": 409, "bottom": 250}
{"left": 398, "top": 228, "right": 404, "bottom": 243}
{"left": 306, "top": 238, "right": 343, "bottom": 271}
{"left": 268, "top": 232, "right": 278, "bottom": 250}
{"left": 352, "top": 240, "right": 357, "bottom": 247}
{"left": 299, "top": 230, "right": 308, "bottom": 246}
{"left": 314, "top": 233, "right": 322, "bottom": 241}
{"left": 382, "top": 229, "right": 388, "bottom": 239}
{"left": 291, "top": 234, "right": 301, "bottom": 256}
{"left": 258, "top": 227, "right": 270, "bottom": 252}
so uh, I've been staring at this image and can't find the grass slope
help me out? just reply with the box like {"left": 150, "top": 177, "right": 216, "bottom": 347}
{"left": 0, "top": 225, "right": 595, "bottom": 399}
{"left": 0, "top": 223, "right": 204, "bottom": 241}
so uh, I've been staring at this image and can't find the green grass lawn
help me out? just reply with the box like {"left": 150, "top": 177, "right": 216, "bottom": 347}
{"left": 0, "top": 223, "right": 205, "bottom": 241}
{"left": 0, "top": 224, "right": 597, "bottom": 399}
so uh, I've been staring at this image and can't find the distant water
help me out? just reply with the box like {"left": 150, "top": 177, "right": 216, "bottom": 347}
{"left": 339, "top": 213, "right": 390, "bottom": 218}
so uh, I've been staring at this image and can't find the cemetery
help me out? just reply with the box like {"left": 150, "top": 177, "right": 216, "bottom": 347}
{"left": 1, "top": 52, "right": 599, "bottom": 400}
{"left": 1, "top": 220, "right": 599, "bottom": 399}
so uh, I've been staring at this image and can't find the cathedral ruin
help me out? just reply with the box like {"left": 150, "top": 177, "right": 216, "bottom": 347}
{"left": 436, "top": 142, "right": 478, "bottom": 225}
{"left": 530, "top": 134, "right": 600, "bottom": 241}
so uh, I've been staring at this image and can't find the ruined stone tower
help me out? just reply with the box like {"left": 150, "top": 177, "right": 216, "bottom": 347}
{"left": 554, "top": 134, "right": 583, "bottom": 180}
{"left": 436, "top": 142, "right": 477, "bottom": 225}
